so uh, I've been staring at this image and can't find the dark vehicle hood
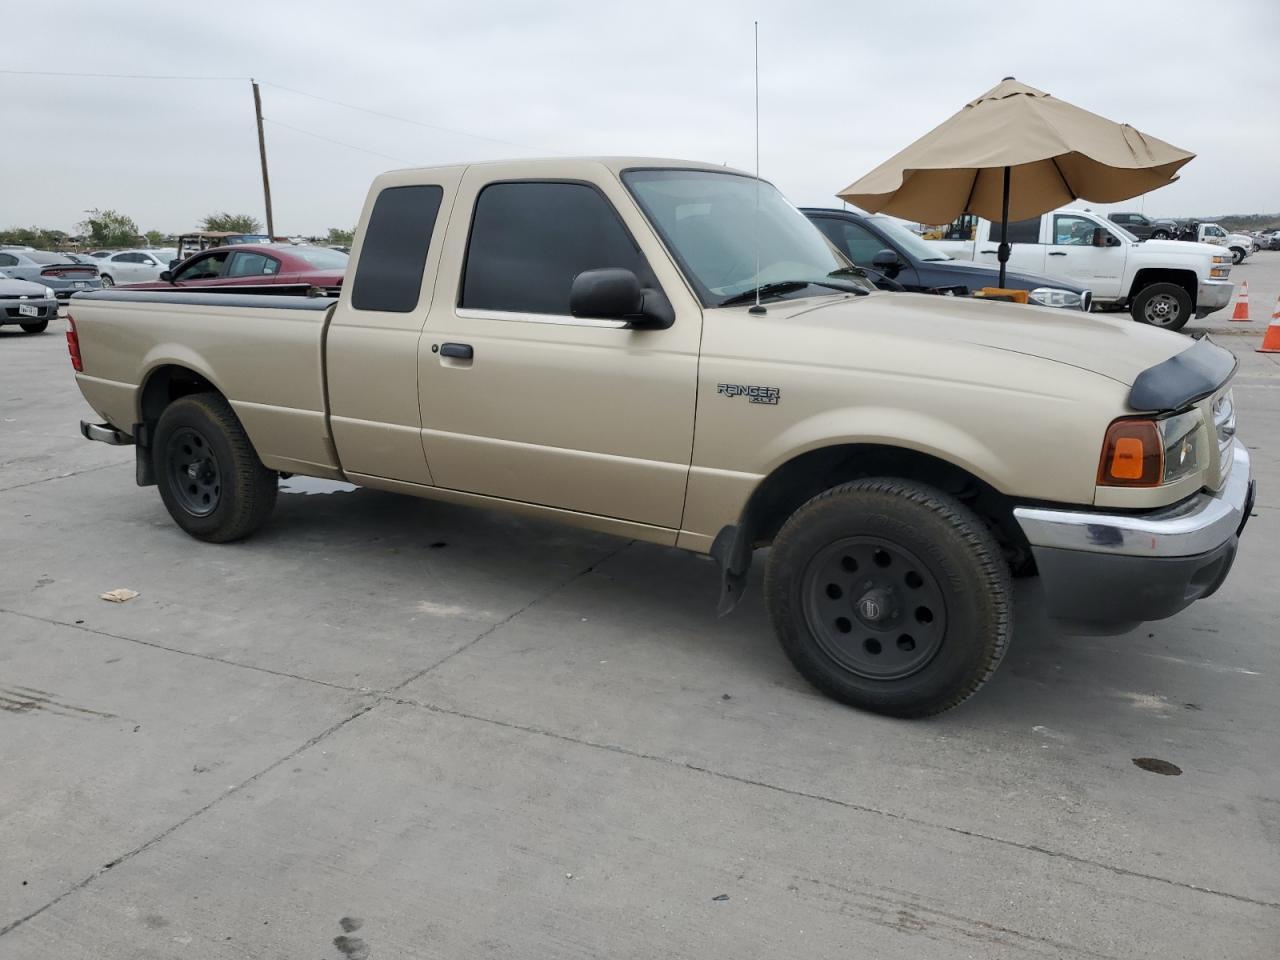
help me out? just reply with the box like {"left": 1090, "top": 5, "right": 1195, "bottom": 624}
{"left": 920, "top": 258, "right": 1089, "bottom": 294}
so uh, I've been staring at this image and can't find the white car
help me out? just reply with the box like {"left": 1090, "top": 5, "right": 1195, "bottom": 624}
{"left": 925, "top": 208, "right": 1233, "bottom": 331}
{"left": 96, "top": 249, "right": 178, "bottom": 287}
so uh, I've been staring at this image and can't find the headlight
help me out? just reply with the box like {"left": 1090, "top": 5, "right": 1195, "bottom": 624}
{"left": 44, "top": 287, "right": 56, "bottom": 299}
{"left": 1212, "top": 254, "right": 1231, "bottom": 264}
{"left": 1097, "top": 412, "right": 1206, "bottom": 487}
{"left": 1028, "top": 287, "right": 1083, "bottom": 309}
{"left": 1210, "top": 266, "right": 1230, "bottom": 279}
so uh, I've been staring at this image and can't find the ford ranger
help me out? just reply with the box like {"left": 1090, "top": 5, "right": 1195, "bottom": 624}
{"left": 926, "top": 207, "right": 1235, "bottom": 331}
{"left": 68, "top": 158, "right": 1255, "bottom": 717}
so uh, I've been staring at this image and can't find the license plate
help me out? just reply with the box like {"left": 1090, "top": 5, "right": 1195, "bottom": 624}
{"left": 74, "top": 281, "right": 88, "bottom": 288}
{"left": 18, "top": 304, "right": 38, "bottom": 317}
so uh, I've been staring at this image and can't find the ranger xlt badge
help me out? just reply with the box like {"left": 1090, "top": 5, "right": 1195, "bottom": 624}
{"left": 718, "top": 383, "right": 780, "bottom": 405}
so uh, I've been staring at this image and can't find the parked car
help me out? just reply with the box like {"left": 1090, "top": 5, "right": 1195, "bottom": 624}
{"left": 803, "top": 208, "right": 1092, "bottom": 310}
{"left": 175, "top": 231, "right": 272, "bottom": 263}
{"left": 122, "top": 244, "right": 347, "bottom": 294}
{"left": 1172, "top": 221, "right": 1253, "bottom": 264}
{"left": 0, "top": 269, "right": 58, "bottom": 333}
{"left": 0, "top": 249, "right": 102, "bottom": 299}
{"left": 925, "top": 209, "right": 1233, "bottom": 331}
{"left": 1267, "top": 231, "right": 1280, "bottom": 251}
{"left": 69, "top": 156, "right": 1253, "bottom": 719}
{"left": 96, "top": 249, "right": 179, "bottom": 287}
{"left": 1106, "top": 211, "right": 1179, "bottom": 240}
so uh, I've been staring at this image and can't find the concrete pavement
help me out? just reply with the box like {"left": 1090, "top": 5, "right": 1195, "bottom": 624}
{"left": 1, "top": 318, "right": 1278, "bottom": 958}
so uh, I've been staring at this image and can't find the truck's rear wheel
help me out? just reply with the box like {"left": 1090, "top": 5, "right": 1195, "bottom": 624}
{"left": 152, "top": 393, "right": 277, "bottom": 542}
{"left": 1130, "top": 282, "right": 1192, "bottom": 331}
{"left": 764, "top": 478, "right": 1011, "bottom": 718}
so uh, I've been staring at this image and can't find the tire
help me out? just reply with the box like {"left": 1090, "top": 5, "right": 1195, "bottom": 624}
{"left": 1151, "top": 230, "right": 1170, "bottom": 240}
{"left": 100, "top": 274, "right": 114, "bottom": 287}
{"left": 152, "top": 392, "right": 277, "bottom": 542}
{"left": 764, "top": 478, "right": 1011, "bottom": 718}
{"left": 20, "top": 320, "right": 49, "bottom": 334}
{"left": 1130, "top": 282, "right": 1192, "bottom": 331}
{"left": 1230, "top": 247, "right": 1245, "bottom": 265}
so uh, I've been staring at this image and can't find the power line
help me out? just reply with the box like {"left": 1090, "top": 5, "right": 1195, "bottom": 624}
{"left": 263, "top": 117, "right": 418, "bottom": 166}
{"left": 0, "top": 68, "right": 248, "bottom": 81}
{"left": 259, "top": 80, "right": 553, "bottom": 154}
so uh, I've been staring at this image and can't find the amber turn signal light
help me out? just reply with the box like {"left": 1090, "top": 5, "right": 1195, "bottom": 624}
{"left": 1097, "top": 418, "right": 1162, "bottom": 487}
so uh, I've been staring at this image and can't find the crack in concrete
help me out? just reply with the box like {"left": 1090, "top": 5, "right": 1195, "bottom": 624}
{"left": 0, "top": 539, "right": 631, "bottom": 940}
{"left": 385, "top": 694, "right": 1280, "bottom": 914}
{"left": 0, "top": 459, "right": 130, "bottom": 494}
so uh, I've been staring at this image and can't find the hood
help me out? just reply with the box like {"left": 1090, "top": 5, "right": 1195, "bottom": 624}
{"left": 772, "top": 291, "right": 1189, "bottom": 386}
{"left": 0, "top": 276, "right": 51, "bottom": 298}
{"left": 1138, "top": 239, "right": 1226, "bottom": 259}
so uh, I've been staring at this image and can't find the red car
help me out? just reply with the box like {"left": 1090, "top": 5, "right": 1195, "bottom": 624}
{"left": 122, "top": 244, "right": 348, "bottom": 294}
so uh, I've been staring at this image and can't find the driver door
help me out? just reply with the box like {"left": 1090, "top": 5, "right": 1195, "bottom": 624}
{"left": 418, "top": 168, "right": 701, "bottom": 529}
{"left": 1044, "top": 213, "right": 1123, "bottom": 298}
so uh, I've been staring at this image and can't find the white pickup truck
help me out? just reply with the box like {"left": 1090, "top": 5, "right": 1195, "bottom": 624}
{"left": 927, "top": 208, "right": 1234, "bottom": 331}
{"left": 1179, "top": 222, "right": 1254, "bottom": 264}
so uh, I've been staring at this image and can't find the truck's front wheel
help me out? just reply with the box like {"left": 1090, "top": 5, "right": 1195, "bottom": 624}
{"left": 764, "top": 478, "right": 1011, "bottom": 718}
{"left": 1130, "top": 282, "right": 1192, "bottom": 331}
{"left": 152, "top": 393, "right": 277, "bottom": 542}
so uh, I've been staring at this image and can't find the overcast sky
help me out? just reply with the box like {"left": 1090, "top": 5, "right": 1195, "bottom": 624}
{"left": 5, "top": 0, "right": 1278, "bottom": 236}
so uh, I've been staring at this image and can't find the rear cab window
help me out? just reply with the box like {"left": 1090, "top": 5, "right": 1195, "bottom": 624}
{"left": 988, "top": 218, "right": 1041, "bottom": 243}
{"left": 351, "top": 185, "right": 444, "bottom": 312}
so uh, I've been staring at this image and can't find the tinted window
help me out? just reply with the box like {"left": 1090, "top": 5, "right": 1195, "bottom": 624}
{"left": 811, "top": 218, "right": 892, "bottom": 265}
{"left": 1052, "top": 215, "right": 1097, "bottom": 245}
{"left": 989, "top": 218, "right": 1041, "bottom": 243}
{"left": 27, "top": 251, "right": 74, "bottom": 265}
{"left": 352, "top": 184, "right": 443, "bottom": 312}
{"left": 462, "top": 181, "right": 652, "bottom": 315}
{"left": 290, "top": 246, "right": 349, "bottom": 268}
{"left": 227, "top": 252, "right": 280, "bottom": 277}
{"left": 175, "top": 251, "right": 230, "bottom": 281}
{"left": 0, "top": 254, "right": 18, "bottom": 267}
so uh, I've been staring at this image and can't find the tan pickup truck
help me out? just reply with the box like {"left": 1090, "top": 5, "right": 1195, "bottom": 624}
{"left": 68, "top": 157, "right": 1255, "bottom": 717}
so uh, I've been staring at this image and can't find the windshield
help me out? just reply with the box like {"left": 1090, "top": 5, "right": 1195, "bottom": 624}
{"left": 623, "top": 169, "right": 871, "bottom": 304}
{"left": 289, "top": 246, "right": 349, "bottom": 268}
{"left": 867, "top": 216, "right": 952, "bottom": 261}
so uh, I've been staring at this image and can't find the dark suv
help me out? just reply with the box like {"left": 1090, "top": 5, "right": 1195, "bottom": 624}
{"left": 1106, "top": 212, "right": 1178, "bottom": 240}
{"left": 803, "top": 208, "right": 1092, "bottom": 311}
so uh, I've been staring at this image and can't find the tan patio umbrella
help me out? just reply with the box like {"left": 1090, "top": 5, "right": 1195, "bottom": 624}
{"left": 837, "top": 78, "right": 1194, "bottom": 287}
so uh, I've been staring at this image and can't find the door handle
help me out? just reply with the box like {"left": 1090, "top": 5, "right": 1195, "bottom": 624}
{"left": 1048, "top": 251, "right": 1068, "bottom": 256}
{"left": 979, "top": 249, "right": 996, "bottom": 254}
{"left": 439, "top": 342, "right": 473, "bottom": 360}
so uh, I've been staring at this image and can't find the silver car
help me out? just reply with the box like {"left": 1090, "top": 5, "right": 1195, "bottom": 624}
{"left": 0, "top": 269, "right": 59, "bottom": 334}
{"left": 96, "top": 248, "right": 178, "bottom": 286}
{"left": 0, "top": 249, "right": 102, "bottom": 299}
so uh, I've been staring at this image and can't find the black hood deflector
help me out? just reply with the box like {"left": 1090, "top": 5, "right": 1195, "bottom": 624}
{"left": 1128, "top": 336, "right": 1237, "bottom": 412}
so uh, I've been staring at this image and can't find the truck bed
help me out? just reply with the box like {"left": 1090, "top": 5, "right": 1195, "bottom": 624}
{"left": 69, "top": 289, "right": 342, "bottom": 477}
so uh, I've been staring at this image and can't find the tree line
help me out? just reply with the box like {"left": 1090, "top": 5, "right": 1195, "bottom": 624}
{"left": 1, "top": 212, "right": 356, "bottom": 250}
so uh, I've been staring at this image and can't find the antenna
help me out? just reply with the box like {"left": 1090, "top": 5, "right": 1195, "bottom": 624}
{"left": 749, "top": 20, "right": 766, "bottom": 315}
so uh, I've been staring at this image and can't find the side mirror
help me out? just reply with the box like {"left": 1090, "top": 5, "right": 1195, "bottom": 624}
{"left": 159, "top": 270, "right": 173, "bottom": 282}
{"left": 871, "top": 248, "right": 902, "bottom": 277}
{"left": 1092, "top": 228, "right": 1117, "bottom": 248}
{"left": 570, "top": 268, "right": 674, "bottom": 329}
{"left": 1105, "top": 234, "right": 1122, "bottom": 247}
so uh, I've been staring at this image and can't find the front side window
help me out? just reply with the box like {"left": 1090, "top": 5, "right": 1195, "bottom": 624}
{"left": 811, "top": 218, "right": 891, "bottom": 266}
{"left": 462, "top": 181, "right": 654, "bottom": 315}
{"left": 1052, "top": 215, "right": 1097, "bottom": 246}
{"left": 175, "top": 251, "right": 230, "bottom": 281}
{"left": 227, "top": 252, "right": 280, "bottom": 277}
{"left": 623, "top": 169, "right": 864, "bottom": 304}
{"left": 1206, "top": 225, "right": 1226, "bottom": 238}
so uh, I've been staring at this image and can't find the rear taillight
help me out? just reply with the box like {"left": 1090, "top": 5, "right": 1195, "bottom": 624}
{"left": 66, "top": 316, "right": 83, "bottom": 372}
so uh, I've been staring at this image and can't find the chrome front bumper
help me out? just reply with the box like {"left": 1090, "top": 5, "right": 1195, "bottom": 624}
{"left": 1196, "top": 278, "right": 1234, "bottom": 315}
{"left": 1013, "top": 442, "right": 1254, "bottom": 625}
{"left": 1014, "top": 441, "right": 1252, "bottom": 559}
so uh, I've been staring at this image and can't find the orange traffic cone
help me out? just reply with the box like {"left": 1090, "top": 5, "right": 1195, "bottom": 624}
{"left": 1258, "top": 296, "right": 1280, "bottom": 353}
{"left": 1231, "top": 280, "right": 1250, "bottom": 321}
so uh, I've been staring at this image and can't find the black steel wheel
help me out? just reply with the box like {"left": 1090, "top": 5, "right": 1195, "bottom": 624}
{"left": 152, "top": 392, "right": 277, "bottom": 542}
{"left": 802, "top": 536, "right": 947, "bottom": 681}
{"left": 765, "top": 478, "right": 1011, "bottom": 718}
{"left": 165, "top": 426, "right": 222, "bottom": 517}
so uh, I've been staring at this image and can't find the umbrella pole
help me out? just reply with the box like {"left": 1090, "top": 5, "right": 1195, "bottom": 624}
{"left": 998, "top": 165, "right": 1010, "bottom": 288}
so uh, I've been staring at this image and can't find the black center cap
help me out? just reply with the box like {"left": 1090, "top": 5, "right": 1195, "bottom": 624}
{"left": 856, "top": 588, "right": 894, "bottom": 624}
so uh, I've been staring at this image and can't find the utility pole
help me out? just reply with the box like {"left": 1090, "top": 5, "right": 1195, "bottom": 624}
{"left": 251, "top": 80, "right": 275, "bottom": 240}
